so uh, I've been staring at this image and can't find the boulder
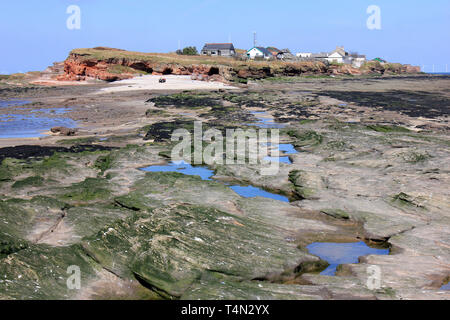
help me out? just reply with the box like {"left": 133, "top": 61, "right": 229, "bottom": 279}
{"left": 50, "top": 126, "right": 77, "bottom": 136}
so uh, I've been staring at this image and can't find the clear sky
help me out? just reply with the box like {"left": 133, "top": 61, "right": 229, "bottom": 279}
{"left": 1, "top": 0, "right": 449, "bottom": 74}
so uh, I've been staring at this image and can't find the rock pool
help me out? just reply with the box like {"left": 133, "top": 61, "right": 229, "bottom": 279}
{"left": 306, "top": 241, "right": 390, "bottom": 276}
{"left": 140, "top": 161, "right": 290, "bottom": 202}
{"left": 0, "top": 101, "right": 76, "bottom": 139}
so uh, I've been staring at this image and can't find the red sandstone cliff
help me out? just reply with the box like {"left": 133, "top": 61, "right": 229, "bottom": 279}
{"left": 57, "top": 48, "right": 422, "bottom": 83}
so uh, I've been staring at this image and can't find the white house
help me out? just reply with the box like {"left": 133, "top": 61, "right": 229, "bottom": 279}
{"left": 326, "top": 52, "right": 345, "bottom": 64}
{"left": 325, "top": 47, "right": 347, "bottom": 64}
{"left": 247, "top": 47, "right": 273, "bottom": 60}
{"left": 350, "top": 55, "right": 367, "bottom": 68}
{"left": 296, "top": 52, "right": 312, "bottom": 58}
{"left": 296, "top": 46, "right": 367, "bottom": 68}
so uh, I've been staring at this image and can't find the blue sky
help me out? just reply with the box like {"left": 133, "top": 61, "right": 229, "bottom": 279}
{"left": 1, "top": 0, "right": 449, "bottom": 74}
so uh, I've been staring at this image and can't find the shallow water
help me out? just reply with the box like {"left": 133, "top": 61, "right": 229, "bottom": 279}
{"left": 278, "top": 144, "right": 298, "bottom": 154}
{"left": 36, "top": 107, "right": 72, "bottom": 115}
{"left": 230, "top": 185, "right": 289, "bottom": 202}
{"left": 263, "top": 156, "right": 292, "bottom": 164}
{"left": 140, "top": 161, "right": 290, "bottom": 202}
{"left": 261, "top": 141, "right": 297, "bottom": 165}
{"left": 0, "top": 100, "right": 30, "bottom": 108}
{"left": 306, "top": 241, "right": 390, "bottom": 276}
{"left": 141, "top": 160, "right": 215, "bottom": 181}
{"left": 0, "top": 113, "right": 77, "bottom": 139}
{"left": 0, "top": 101, "right": 76, "bottom": 139}
{"left": 248, "top": 111, "right": 286, "bottom": 129}
{"left": 441, "top": 282, "right": 450, "bottom": 290}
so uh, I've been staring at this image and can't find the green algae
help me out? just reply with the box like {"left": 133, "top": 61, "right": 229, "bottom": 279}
{"left": 148, "top": 92, "right": 218, "bottom": 109}
{"left": 12, "top": 176, "right": 45, "bottom": 189}
{"left": 366, "top": 125, "right": 411, "bottom": 133}
{"left": 62, "top": 178, "right": 111, "bottom": 202}
{"left": 320, "top": 209, "right": 351, "bottom": 220}
{"left": 286, "top": 130, "right": 323, "bottom": 147}
{"left": 94, "top": 154, "right": 114, "bottom": 175}
{"left": 289, "top": 170, "right": 319, "bottom": 200}
{"left": 0, "top": 243, "right": 98, "bottom": 300}
{"left": 82, "top": 204, "right": 316, "bottom": 298}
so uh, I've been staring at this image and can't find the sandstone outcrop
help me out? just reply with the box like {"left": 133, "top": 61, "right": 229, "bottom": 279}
{"left": 57, "top": 48, "right": 422, "bottom": 83}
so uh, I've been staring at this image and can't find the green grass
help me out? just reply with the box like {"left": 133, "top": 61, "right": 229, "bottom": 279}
{"left": 107, "top": 65, "right": 148, "bottom": 75}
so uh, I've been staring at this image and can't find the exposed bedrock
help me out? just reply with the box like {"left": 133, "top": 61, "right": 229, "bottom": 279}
{"left": 57, "top": 49, "right": 422, "bottom": 83}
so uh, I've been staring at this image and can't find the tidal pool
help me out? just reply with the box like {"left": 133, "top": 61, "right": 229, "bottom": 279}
{"left": 0, "top": 101, "right": 76, "bottom": 139}
{"left": 230, "top": 185, "right": 289, "bottom": 202}
{"left": 278, "top": 144, "right": 298, "bottom": 154}
{"left": 140, "top": 161, "right": 290, "bottom": 202}
{"left": 306, "top": 241, "right": 390, "bottom": 276}
{"left": 441, "top": 282, "right": 450, "bottom": 290}
{"left": 263, "top": 156, "right": 292, "bottom": 164}
{"left": 0, "top": 113, "right": 77, "bottom": 139}
{"left": 141, "top": 160, "right": 215, "bottom": 181}
{"left": 261, "top": 142, "right": 297, "bottom": 164}
{"left": 248, "top": 111, "right": 286, "bottom": 129}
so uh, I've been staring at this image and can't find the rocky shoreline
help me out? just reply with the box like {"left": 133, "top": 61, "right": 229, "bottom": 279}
{"left": 0, "top": 75, "right": 449, "bottom": 300}
{"left": 55, "top": 47, "right": 422, "bottom": 83}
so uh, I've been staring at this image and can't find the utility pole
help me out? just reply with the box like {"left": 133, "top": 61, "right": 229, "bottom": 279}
{"left": 253, "top": 32, "right": 257, "bottom": 47}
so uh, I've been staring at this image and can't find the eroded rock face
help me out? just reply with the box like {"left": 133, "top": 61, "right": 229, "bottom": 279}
{"left": 56, "top": 49, "right": 421, "bottom": 83}
{"left": 57, "top": 53, "right": 231, "bottom": 82}
{"left": 57, "top": 56, "right": 135, "bottom": 82}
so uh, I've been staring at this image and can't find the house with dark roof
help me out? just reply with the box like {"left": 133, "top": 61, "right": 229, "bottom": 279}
{"left": 201, "top": 43, "right": 236, "bottom": 57}
{"left": 247, "top": 47, "right": 273, "bottom": 60}
{"left": 266, "top": 47, "right": 281, "bottom": 56}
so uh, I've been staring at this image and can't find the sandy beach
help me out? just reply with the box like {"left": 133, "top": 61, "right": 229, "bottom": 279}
{"left": 95, "top": 75, "right": 237, "bottom": 94}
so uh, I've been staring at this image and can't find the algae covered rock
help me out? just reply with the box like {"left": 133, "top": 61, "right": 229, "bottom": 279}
{"left": 289, "top": 170, "right": 324, "bottom": 200}
{"left": 0, "top": 244, "right": 97, "bottom": 300}
{"left": 83, "top": 204, "right": 319, "bottom": 298}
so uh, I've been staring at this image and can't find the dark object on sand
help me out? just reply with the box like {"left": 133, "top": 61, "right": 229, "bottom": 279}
{"left": 159, "top": 78, "right": 166, "bottom": 83}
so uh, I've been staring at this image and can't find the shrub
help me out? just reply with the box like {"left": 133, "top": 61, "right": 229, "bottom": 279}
{"left": 181, "top": 46, "right": 198, "bottom": 56}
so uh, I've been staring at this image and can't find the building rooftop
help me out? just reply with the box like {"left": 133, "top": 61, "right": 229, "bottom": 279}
{"left": 202, "top": 43, "right": 235, "bottom": 50}
{"left": 251, "top": 47, "right": 273, "bottom": 56}
{"left": 267, "top": 47, "right": 281, "bottom": 54}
